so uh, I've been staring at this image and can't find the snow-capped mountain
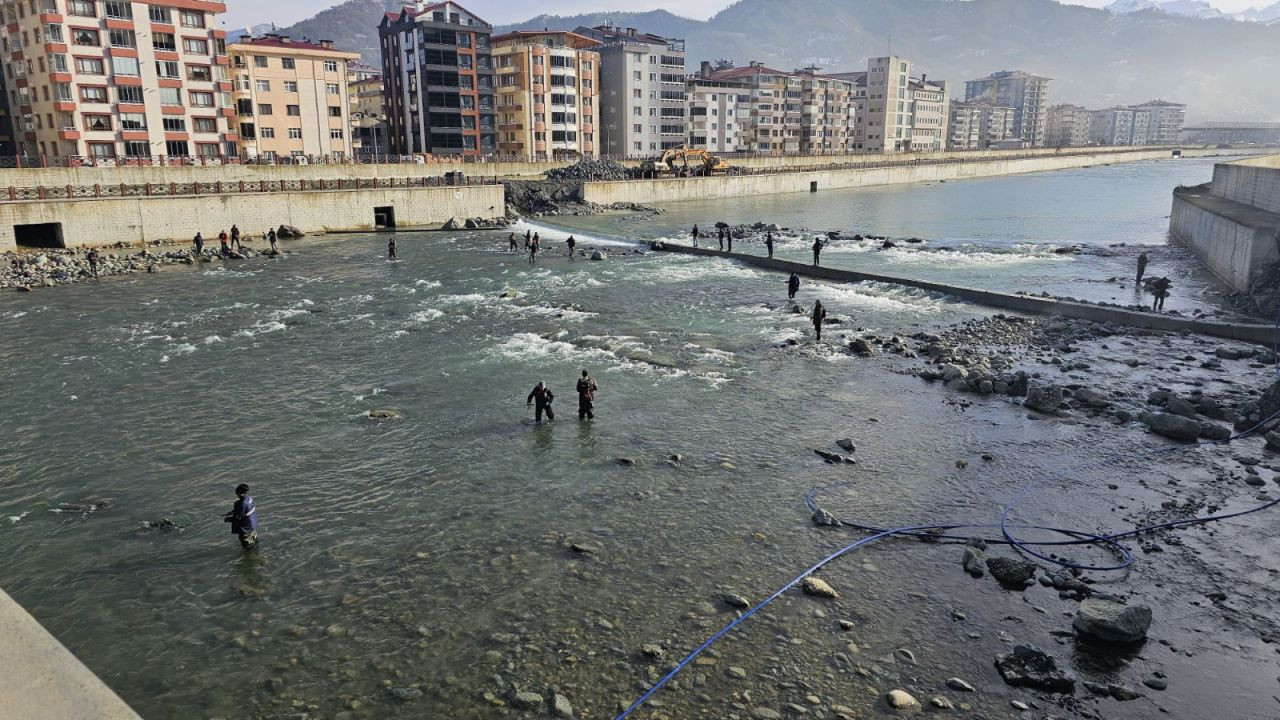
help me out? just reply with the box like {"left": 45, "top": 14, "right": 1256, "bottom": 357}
{"left": 1234, "top": 1, "right": 1280, "bottom": 22}
{"left": 1106, "top": 0, "right": 1280, "bottom": 21}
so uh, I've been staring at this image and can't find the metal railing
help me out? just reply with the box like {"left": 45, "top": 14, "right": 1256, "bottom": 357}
{"left": 0, "top": 174, "right": 499, "bottom": 204}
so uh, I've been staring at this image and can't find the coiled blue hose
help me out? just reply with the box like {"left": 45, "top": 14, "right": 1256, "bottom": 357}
{"left": 613, "top": 308, "right": 1280, "bottom": 719}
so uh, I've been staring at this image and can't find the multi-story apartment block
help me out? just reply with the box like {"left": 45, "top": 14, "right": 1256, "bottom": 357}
{"left": 1, "top": 0, "right": 234, "bottom": 161}
{"left": 490, "top": 30, "right": 599, "bottom": 159}
{"left": 906, "top": 74, "right": 948, "bottom": 152}
{"left": 1089, "top": 101, "right": 1185, "bottom": 146}
{"left": 964, "top": 70, "right": 1051, "bottom": 147}
{"left": 378, "top": 2, "right": 496, "bottom": 157}
{"left": 947, "top": 100, "right": 1016, "bottom": 150}
{"left": 1044, "top": 103, "right": 1092, "bottom": 148}
{"left": 1090, "top": 106, "right": 1136, "bottom": 145}
{"left": 832, "top": 56, "right": 946, "bottom": 153}
{"left": 349, "top": 74, "right": 386, "bottom": 155}
{"left": 1130, "top": 99, "right": 1185, "bottom": 145}
{"left": 698, "top": 62, "right": 797, "bottom": 153}
{"left": 685, "top": 61, "right": 748, "bottom": 153}
{"left": 793, "top": 66, "right": 858, "bottom": 153}
{"left": 228, "top": 35, "right": 358, "bottom": 161}
{"left": 575, "top": 24, "right": 685, "bottom": 156}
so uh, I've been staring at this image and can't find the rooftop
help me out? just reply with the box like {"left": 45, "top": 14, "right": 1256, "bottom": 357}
{"left": 231, "top": 34, "right": 358, "bottom": 57}
{"left": 491, "top": 30, "right": 602, "bottom": 50}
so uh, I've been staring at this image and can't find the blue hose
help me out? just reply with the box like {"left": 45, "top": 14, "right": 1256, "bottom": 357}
{"left": 613, "top": 308, "right": 1280, "bottom": 719}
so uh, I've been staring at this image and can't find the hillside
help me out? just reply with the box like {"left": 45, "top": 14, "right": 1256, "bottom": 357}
{"left": 276, "top": 0, "right": 1280, "bottom": 120}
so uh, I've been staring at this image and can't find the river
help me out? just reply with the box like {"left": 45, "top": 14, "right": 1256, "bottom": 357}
{"left": 2, "top": 155, "right": 1276, "bottom": 719}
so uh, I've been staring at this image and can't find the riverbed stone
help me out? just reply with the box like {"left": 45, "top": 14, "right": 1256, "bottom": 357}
{"left": 886, "top": 689, "right": 920, "bottom": 709}
{"left": 1073, "top": 598, "right": 1152, "bottom": 642}
{"left": 1024, "top": 383, "right": 1064, "bottom": 414}
{"left": 994, "top": 645, "right": 1076, "bottom": 692}
{"left": 513, "top": 691, "right": 543, "bottom": 710}
{"left": 1141, "top": 412, "right": 1203, "bottom": 442}
{"left": 962, "top": 546, "right": 985, "bottom": 577}
{"left": 802, "top": 577, "right": 839, "bottom": 598}
{"left": 812, "top": 508, "right": 842, "bottom": 527}
{"left": 946, "top": 677, "right": 975, "bottom": 692}
{"left": 553, "top": 693, "right": 574, "bottom": 717}
{"left": 986, "top": 556, "right": 1037, "bottom": 586}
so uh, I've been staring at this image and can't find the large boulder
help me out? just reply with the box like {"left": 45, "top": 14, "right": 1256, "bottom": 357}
{"left": 1024, "top": 383, "right": 1064, "bottom": 414}
{"left": 591, "top": 250, "right": 607, "bottom": 261}
{"left": 1073, "top": 598, "right": 1152, "bottom": 643}
{"left": 1267, "top": 431, "right": 1280, "bottom": 452}
{"left": 994, "top": 645, "right": 1076, "bottom": 692}
{"left": 277, "top": 224, "right": 305, "bottom": 238}
{"left": 986, "top": 557, "right": 1037, "bottom": 587}
{"left": 441, "top": 217, "right": 463, "bottom": 230}
{"left": 1142, "top": 412, "right": 1203, "bottom": 442}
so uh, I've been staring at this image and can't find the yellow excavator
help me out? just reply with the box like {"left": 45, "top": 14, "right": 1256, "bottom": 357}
{"left": 636, "top": 146, "right": 731, "bottom": 178}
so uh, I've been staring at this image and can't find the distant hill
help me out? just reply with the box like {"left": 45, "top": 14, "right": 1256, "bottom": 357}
{"left": 275, "top": 0, "right": 1280, "bottom": 120}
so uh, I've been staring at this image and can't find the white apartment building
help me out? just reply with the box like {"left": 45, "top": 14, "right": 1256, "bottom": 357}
{"left": 685, "top": 66, "right": 748, "bottom": 152}
{"left": 576, "top": 24, "right": 685, "bottom": 155}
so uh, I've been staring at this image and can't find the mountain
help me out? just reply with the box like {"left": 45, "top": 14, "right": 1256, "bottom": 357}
{"left": 1104, "top": 0, "right": 1160, "bottom": 13}
{"left": 1235, "top": 1, "right": 1280, "bottom": 22}
{"left": 1107, "top": 0, "right": 1280, "bottom": 20}
{"left": 276, "top": 0, "right": 1280, "bottom": 120}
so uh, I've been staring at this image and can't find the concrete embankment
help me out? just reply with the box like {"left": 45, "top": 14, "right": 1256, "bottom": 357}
{"left": 0, "top": 587, "right": 141, "bottom": 719}
{"left": 582, "top": 148, "right": 1262, "bottom": 206}
{"left": 654, "top": 243, "right": 1276, "bottom": 345}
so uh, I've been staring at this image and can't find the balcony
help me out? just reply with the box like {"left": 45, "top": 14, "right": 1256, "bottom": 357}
{"left": 497, "top": 104, "right": 522, "bottom": 113}
{"left": 498, "top": 123, "right": 522, "bottom": 131}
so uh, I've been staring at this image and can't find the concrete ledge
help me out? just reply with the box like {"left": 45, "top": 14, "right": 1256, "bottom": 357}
{"left": 654, "top": 243, "right": 1276, "bottom": 345}
{"left": 0, "top": 587, "right": 141, "bottom": 719}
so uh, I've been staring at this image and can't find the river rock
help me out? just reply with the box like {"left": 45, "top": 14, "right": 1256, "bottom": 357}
{"left": 995, "top": 645, "right": 1076, "bottom": 692}
{"left": 723, "top": 593, "right": 751, "bottom": 609}
{"left": 591, "top": 250, "right": 607, "bottom": 261}
{"left": 1073, "top": 598, "right": 1152, "bottom": 642}
{"left": 929, "top": 696, "right": 955, "bottom": 710}
{"left": 962, "top": 546, "right": 985, "bottom": 577}
{"left": 1200, "top": 422, "right": 1232, "bottom": 441}
{"left": 553, "top": 693, "right": 574, "bottom": 717}
{"left": 441, "top": 217, "right": 464, "bottom": 230}
{"left": 1024, "top": 383, "right": 1064, "bottom": 414}
{"left": 390, "top": 687, "right": 423, "bottom": 702}
{"left": 812, "top": 508, "right": 842, "bottom": 527}
{"left": 1074, "top": 387, "right": 1109, "bottom": 408}
{"left": 513, "top": 691, "right": 544, "bottom": 710}
{"left": 986, "top": 556, "right": 1037, "bottom": 586}
{"left": 1266, "top": 431, "right": 1280, "bottom": 451}
{"left": 836, "top": 438, "right": 856, "bottom": 452}
{"left": 367, "top": 409, "right": 402, "bottom": 421}
{"left": 886, "top": 689, "right": 920, "bottom": 710}
{"left": 1141, "top": 412, "right": 1203, "bottom": 442}
{"left": 1165, "top": 396, "right": 1199, "bottom": 419}
{"left": 802, "top": 577, "right": 839, "bottom": 598}
{"left": 850, "top": 338, "right": 876, "bottom": 355}
{"left": 277, "top": 224, "right": 305, "bottom": 238}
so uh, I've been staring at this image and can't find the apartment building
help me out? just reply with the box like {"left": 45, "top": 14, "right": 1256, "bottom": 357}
{"left": 1090, "top": 106, "right": 1137, "bottom": 145}
{"left": 793, "top": 66, "right": 858, "bottom": 153}
{"left": 964, "top": 70, "right": 1051, "bottom": 147}
{"left": 832, "top": 56, "right": 946, "bottom": 153}
{"left": 947, "top": 100, "right": 1016, "bottom": 150}
{"left": 1044, "top": 103, "right": 1092, "bottom": 148}
{"left": 378, "top": 2, "right": 496, "bottom": 157}
{"left": 228, "top": 35, "right": 359, "bottom": 160}
{"left": 349, "top": 74, "right": 386, "bottom": 155}
{"left": 906, "top": 75, "right": 948, "bottom": 152}
{"left": 575, "top": 24, "right": 685, "bottom": 156}
{"left": 1130, "top": 99, "right": 1185, "bottom": 145}
{"left": 685, "top": 62, "right": 748, "bottom": 153}
{"left": 489, "top": 31, "right": 599, "bottom": 159}
{"left": 0, "top": 0, "right": 234, "bottom": 161}
{"left": 697, "top": 62, "right": 796, "bottom": 153}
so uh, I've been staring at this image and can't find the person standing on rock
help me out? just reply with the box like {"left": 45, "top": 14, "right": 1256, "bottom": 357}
{"left": 812, "top": 237, "right": 824, "bottom": 266}
{"left": 766, "top": 232, "right": 775, "bottom": 259}
{"left": 1136, "top": 252, "right": 1149, "bottom": 286}
{"left": 223, "top": 483, "right": 259, "bottom": 551}
{"left": 718, "top": 228, "right": 725, "bottom": 252}
{"left": 1150, "top": 277, "right": 1171, "bottom": 311}
{"left": 388, "top": 238, "right": 398, "bottom": 260}
{"left": 566, "top": 235, "right": 577, "bottom": 258}
{"left": 527, "top": 381, "right": 555, "bottom": 423}
{"left": 812, "top": 299, "right": 827, "bottom": 342}
{"left": 231, "top": 225, "right": 242, "bottom": 252}
{"left": 576, "top": 370, "right": 599, "bottom": 421}
{"left": 727, "top": 231, "right": 733, "bottom": 253}
{"left": 218, "top": 230, "right": 230, "bottom": 257}
{"left": 691, "top": 224, "right": 700, "bottom": 248}
{"left": 787, "top": 272, "right": 801, "bottom": 301}
{"left": 193, "top": 232, "right": 204, "bottom": 255}
{"left": 87, "top": 248, "right": 100, "bottom": 279}
{"left": 267, "top": 229, "right": 278, "bottom": 253}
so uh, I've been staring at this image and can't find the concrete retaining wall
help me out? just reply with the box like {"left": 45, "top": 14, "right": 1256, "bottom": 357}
{"left": 0, "top": 184, "right": 503, "bottom": 250}
{"left": 0, "top": 587, "right": 141, "bottom": 719}
{"left": 656, "top": 243, "right": 1276, "bottom": 345}
{"left": 582, "top": 149, "right": 1194, "bottom": 206}
{"left": 1212, "top": 159, "right": 1280, "bottom": 214}
{"left": 1170, "top": 190, "right": 1280, "bottom": 291}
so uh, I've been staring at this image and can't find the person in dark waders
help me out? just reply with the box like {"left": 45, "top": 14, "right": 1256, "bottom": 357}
{"left": 718, "top": 228, "right": 725, "bottom": 252}
{"left": 765, "top": 231, "right": 774, "bottom": 259}
{"left": 529, "top": 233, "right": 540, "bottom": 264}
{"left": 576, "top": 369, "right": 599, "bottom": 421}
{"left": 787, "top": 272, "right": 800, "bottom": 301}
{"left": 567, "top": 235, "right": 577, "bottom": 258}
{"left": 727, "top": 230, "right": 733, "bottom": 253}
{"left": 193, "top": 232, "right": 205, "bottom": 255}
{"left": 1136, "top": 251, "right": 1149, "bottom": 286}
{"left": 267, "top": 228, "right": 278, "bottom": 253}
{"left": 527, "top": 381, "right": 554, "bottom": 422}
{"left": 812, "top": 299, "right": 827, "bottom": 342}
{"left": 509, "top": 232, "right": 519, "bottom": 252}
{"left": 1150, "top": 277, "right": 1171, "bottom": 311}
{"left": 87, "top": 248, "right": 101, "bottom": 278}
{"left": 224, "top": 483, "right": 259, "bottom": 550}
{"left": 812, "top": 237, "right": 824, "bottom": 266}
{"left": 691, "top": 224, "right": 700, "bottom": 248}
{"left": 525, "top": 229, "right": 532, "bottom": 250}
{"left": 231, "top": 224, "right": 242, "bottom": 252}
{"left": 388, "top": 238, "right": 398, "bottom": 260}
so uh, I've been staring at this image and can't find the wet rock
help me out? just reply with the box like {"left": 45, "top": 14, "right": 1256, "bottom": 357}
{"left": 802, "top": 577, "right": 839, "bottom": 599}
{"left": 986, "top": 557, "right": 1037, "bottom": 587}
{"left": 751, "top": 708, "right": 782, "bottom": 720}
{"left": 946, "top": 677, "right": 975, "bottom": 692}
{"left": 367, "top": 409, "right": 402, "bottom": 421}
{"left": 850, "top": 338, "right": 876, "bottom": 355}
{"left": 1199, "top": 422, "right": 1232, "bottom": 441}
{"left": 641, "top": 644, "right": 664, "bottom": 659}
{"left": 513, "top": 691, "right": 544, "bottom": 710}
{"left": 1165, "top": 396, "right": 1199, "bottom": 419}
{"left": 1024, "top": 383, "right": 1064, "bottom": 414}
{"left": 723, "top": 593, "right": 751, "bottom": 609}
{"left": 1143, "top": 677, "right": 1168, "bottom": 691}
{"left": 569, "top": 541, "right": 603, "bottom": 555}
{"left": 812, "top": 508, "right": 842, "bottom": 527}
{"left": 615, "top": 457, "right": 635, "bottom": 467}
{"left": 929, "top": 696, "right": 955, "bottom": 710}
{"left": 390, "top": 687, "right": 423, "bottom": 702}
{"left": 277, "top": 224, "right": 305, "bottom": 238}
{"left": 728, "top": 666, "right": 748, "bottom": 679}
{"left": 886, "top": 689, "right": 920, "bottom": 710}
{"left": 994, "top": 645, "right": 1076, "bottom": 692}
{"left": 441, "top": 217, "right": 464, "bottom": 230}
{"left": 1073, "top": 387, "right": 1109, "bottom": 408}
{"left": 962, "top": 546, "right": 986, "bottom": 577}
{"left": 1073, "top": 598, "right": 1152, "bottom": 642}
{"left": 1216, "top": 347, "right": 1251, "bottom": 360}
{"left": 836, "top": 438, "right": 856, "bottom": 452}
{"left": 814, "top": 448, "right": 854, "bottom": 464}
{"left": 1266, "top": 431, "right": 1280, "bottom": 452}
{"left": 553, "top": 693, "right": 574, "bottom": 718}
{"left": 1141, "top": 412, "right": 1203, "bottom": 442}
{"left": 591, "top": 250, "right": 607, "bottom": 261}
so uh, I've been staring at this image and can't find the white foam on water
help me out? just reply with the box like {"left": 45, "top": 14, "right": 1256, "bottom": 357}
{"left": 414, "top": 279, "right": 442, "bottom": 288}
{"left": 168, "top": 342, "right": 198, "bottom": 355}
{"left": 159, "top": 354, "right": 170, "bottom": 363}
{"left": 408, "top": 309, "right": 444, "bottom": 324}
{"left": 810, "top": 281, "right": 946, "bottom": 314}
{"left": 512, "top": 219, "right": 642, "bottom": 248}
{"left": 7, "top": 511, "right": 30, "bottom": 524}
{"left": 437, "top": 293, "right": 489, "bottom": 305}
{"left": 338, "top": 294, "right": 376, "bottom": 305}
{"left": 5, "top": 310, "right": 28, "bottom": 318}
{"left": 204, "top": 335, "right": 224, "bottom": 344}
{"left": 489, "top": 333, "right": 732, "bottom": 386}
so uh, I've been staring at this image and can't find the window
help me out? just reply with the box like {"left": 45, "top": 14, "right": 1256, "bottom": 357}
{"left": 88, "top": 142, "right": 116, "bottom": 158}
{"left": 324, "top": 60, "right": 338, "bottom": 72}
{"left": 288, "top": 128, "right": 302, "bottom": 139}
{"left": 153, "top": 33, "right": 176, "bottom": 52}
{"left": 327, "top": 82, "right": 339, "bottom": 95}
{"left": 197, "top": 143, "right": 220, "bottom": 157}
{"left": 330, "top": 128, "right": 344, "bottom": 139}
{"left": 105, "top": 1, "right": 132, "bottom": 19}
{"left": 236, "top": 98, "right": 253, "bottom": 114}
{"left": 162, "top": 117, "right": 186, "bottom": 132}
{"left": 253, "top": 56, "right": 268, "bottom": 68}
{"left": 193, "top": 117, "right": 218, "bottom": 133}
{"left": 54, "top": 83, "right": 74, "bottom": 101}
{"left": 108, "top": 29, "right": 136, "bottom": 48}
{"left": 259, "top": 127, "right": 275, "bottom": 139}
{"left": 238, "top": 122, "right": 256, "bottom": 139}
{"left": 179, "top": 11, "right": 205, "bottom": 28}
{"left": 281, "top": 58, "right": 295, "bottom": 70}
{"left": 68, "top": 0, "right": 96, "bottom": 17}
{"left": 84, "top": 114, "right": 112, "bottom": 131}
{"left": 255, "top": 79, "right": 270, "bottom": 92}
{"left": 119, "top": 112, "right": 146, "bottom": 130}
{"left": 72, "top": 28, "right": 100, "bottom": 46}
{"left": 283, "top": 81, "right": 297, "bottom": 93}
{"left": 187, "top": 65, "right": 211, "bottom": 82}
{"left": 286, "top": 105, "right": 300, "bottom": 116}
{"left": 46, "top": 25, "right": 66, "bottom": 44}
{"left": 183, "top": 38, "right": 208, "bottom": 55}
{"left": 49, "top": 54, "right": 68, "bottom": 72}
{"left": 74, "top": 57, "right": 105, "bottom": 75}
{"left": 80, "top": 86, "right": 108, "bottom": 103}
{"left": 149, "top": 6, "right": 172, "bottom": 24}
{"left": 328, "top": 106, "right": 341, "bottom": 117}
{"left": 124, "top": 141, "right": 150, "bottom": 157}
{"left": 258, "top": 103, "right": 272, "bottom": 115}
{"left": 159, "top": 87, "right": 182, "bottom": 106}
{"left": 155, "top": 61, "right": 179, "bottom": 78}
{"left": 166, "top": 140, "right": 189, "bottom": 156}
{"left": 111, "top": 56, "right": 140, "bottom": 76}
{"left": 189, "top": 91, "right": 214, "bottom": 108}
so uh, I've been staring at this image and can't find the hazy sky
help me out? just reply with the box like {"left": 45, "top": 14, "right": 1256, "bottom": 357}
{"left": 221, "top": 0, "right": 1274, "bottom": 31}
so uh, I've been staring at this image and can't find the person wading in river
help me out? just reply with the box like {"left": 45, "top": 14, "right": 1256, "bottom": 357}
{"left": 812, "top": 237, "right": 824, "bottom": 266}
{"left": 718, "top": 228, "right": 725, "bottom": 252}
{"left": 509, "top": 232, "right": 518, "bottom": 252}
{"left": 87, "top": 248, "right": 100, "bottom": 279}
{"left": 525, "top": 229, "right": 532, "bottom": 250}
{"left": 1150, "top": 276, "right": 1172, "bottom": 312}
{"left": 691, "top": 224, "right": 700, "bottom": 248}
{"left": 388, "top": 238, "right": 398, "bottom": 260}
{"left": 566, "top": 235, "right": 577, "bottom": 258}
{"left": 193, "top": 232, "right": 205, "bottom": 255}
{"left": 1136, "top": 252, "right": 1149, "bottom": 286}
{"left": 766, "top": 231, "right": 774, "bottom": 259}
{"left": 267, "top": 228, "right": 278, "bottom": 253}
{"left": 812, "top": 299, "right": 827, "bottom": 342}
{"left": 787, "top": 272, "right": 801, "bottom": 301}
{"left": 576, "top": 370, "right": 599, "bottom": 421}
{"left": 223, "top": 483, "right": 259, "bottom": 550}
{"left": 527, "top": 381, "right": 555, "bottom": 423}
{"left": 529, "top": 233, "right": 540, "bottom": 264}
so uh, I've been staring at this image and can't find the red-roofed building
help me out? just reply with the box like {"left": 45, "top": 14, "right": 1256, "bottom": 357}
{"left": 227, "top": 34, "right": 360, "bottom": 159}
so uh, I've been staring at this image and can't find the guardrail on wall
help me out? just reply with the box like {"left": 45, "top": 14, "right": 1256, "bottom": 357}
{"left": 0, "top": 175, "right": 499, "bottom": 203}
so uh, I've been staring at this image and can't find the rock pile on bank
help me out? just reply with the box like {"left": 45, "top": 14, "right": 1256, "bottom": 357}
{"left": 3, "top": 244, "right": 290, "bottom": 291}
{"left": 503, "top": 179, "right": 657, "bottom": 218}
{"left": 544, "top": 157, "right": 631, "bottom": 181}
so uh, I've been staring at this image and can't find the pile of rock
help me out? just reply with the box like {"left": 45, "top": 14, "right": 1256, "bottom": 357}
{"left": 4, "top": 243, "right": 291, "bottom": 291}
{"left": 544, "top": 157, "right": 631, "bottom": 181}
{"left": 441, "top": 216, "right": 510, "bottom": 231}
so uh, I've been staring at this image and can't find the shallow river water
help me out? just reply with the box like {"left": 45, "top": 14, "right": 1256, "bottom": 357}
{"left": 3, "top": 156, "right": 1278, "bottom": 720}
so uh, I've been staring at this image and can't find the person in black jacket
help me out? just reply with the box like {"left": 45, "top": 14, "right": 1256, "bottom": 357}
{"left": 527, "top": 381, "right": 555, "bottom": 422}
